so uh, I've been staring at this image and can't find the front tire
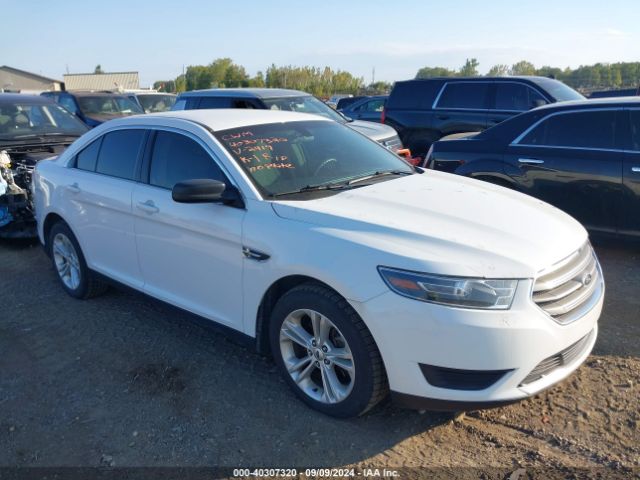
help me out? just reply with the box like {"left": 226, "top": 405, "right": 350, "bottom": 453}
{"left": 269, "top": 283, "right": 388, "bottom": 418}
{"left": 48, "top": 222, "right": 108, "bottom": 299}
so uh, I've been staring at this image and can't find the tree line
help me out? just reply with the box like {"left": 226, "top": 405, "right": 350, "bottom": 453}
{"left": 153, "top": 58, "right": 389, "bottom": 96}
{"left": 416, "top": 59, "right": 640, "bottom": 90}
{"left": 153, "top": 58, "right": 640, "bottom": 95}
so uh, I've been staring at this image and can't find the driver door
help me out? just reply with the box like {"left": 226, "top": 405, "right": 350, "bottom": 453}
{"left": 133, "top": 129, "right": 246, "bottom": 330}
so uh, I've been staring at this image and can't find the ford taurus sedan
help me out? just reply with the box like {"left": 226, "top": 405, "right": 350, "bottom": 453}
{"left": 34, "top": 109, "right": 603, "bottom": 417}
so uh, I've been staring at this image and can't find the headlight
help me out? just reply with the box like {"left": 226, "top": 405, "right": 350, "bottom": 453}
{"left": 378, "top": 266, "right": 518, "bottom": 310}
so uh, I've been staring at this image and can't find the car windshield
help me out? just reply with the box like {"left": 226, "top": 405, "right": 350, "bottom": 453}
{"left": 261, "top": 96, "right": 346, "bottom": 123}
{"left": 532, "top": 78, "right": 585, "bottom": 102}
{"left": 77, "top": 96, "right": 144, "bottom": 116}
{"left": 0, "top": 101, "right": 88, "bottom": 140}
{"left": 215, "top": 120, "right": 413, "bottom": 198}
{"left": 136, "top": 94, "right": 176, "bottom": 113}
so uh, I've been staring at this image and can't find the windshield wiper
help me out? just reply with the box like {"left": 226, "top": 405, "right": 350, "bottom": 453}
{"left": 345, "top": 169, "right": 414, "bottom": 185}
{"left": 269, "top": 181, "right": 358, "bottom": 198}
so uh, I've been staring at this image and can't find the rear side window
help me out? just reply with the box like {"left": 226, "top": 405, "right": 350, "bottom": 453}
{"left": 519, "top": 110, "right": 616, "bottom": 149}
{"left": 387, "top": 81, "right": 442, "bottom": 109}
{"left": 494, "top": 83, "right": 547, "bottom": 111}
{"left": 630, "top": 110, "right": 640, "bottom": 151}
{"left": 436, "top": 83, "right": 490, "bottom": 110}
{"left": 149, "top": 131, "right": 226, "bottom": 189}
{"left": 197, "top": 97, "right": 233, "bottom": 109}
{"left": 95, "top": 129, "right": 146, "bottom": 180}
{"left": 75, "top": 138, "right": 102, "bottom": 171}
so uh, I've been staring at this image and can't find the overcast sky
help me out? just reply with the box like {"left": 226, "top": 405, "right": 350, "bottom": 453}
{"left": 3, "top": 0, "right": 639, "bottom": 87}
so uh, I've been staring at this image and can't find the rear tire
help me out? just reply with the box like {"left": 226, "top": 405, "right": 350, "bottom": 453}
{"left": 269, "top": 283, "right": 388, "bottom": 418}
{"left": 48, "top": 222, "right": 108, "bottom": 299}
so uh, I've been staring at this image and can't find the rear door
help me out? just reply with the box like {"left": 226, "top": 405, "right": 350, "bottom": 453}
{"left": 621, "top": 108, "right": 640, "bottom": 236}
{"left": 432, "top": 81, "right": 490, "bottom": 135}
{"left": 65, "top": 128, "right": 147, "bottom": 287}
{"left": 488, "top": 82, "right": 549, "bottom": 127}
{"left": 132, "top": 128, "right": 245, "bottom": 329}
{"left": 504, "top": 109, "right": 623, "bottom": 233}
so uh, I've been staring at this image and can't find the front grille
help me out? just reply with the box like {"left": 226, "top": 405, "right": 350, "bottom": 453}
{"left": 378, "top": 135, "right": 402, "bottom": 152}
{"left": 520, "top": 329, "right": 594, "bottom": 386}
{"left": 532, "top": 243, "right": 601, "bottom": 324}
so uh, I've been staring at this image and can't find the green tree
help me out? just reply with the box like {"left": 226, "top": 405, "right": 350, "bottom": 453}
{"left": 415, "top": 66, "right": 457, "bottom": 79}
{"left": 94, "top": 64, "right": 104, "bottom": 74}
{"left": 459, "top": 58, "right": 480, "bottom": 77}
{"left": 487, "top": 64, "right": 510, "bottom": 77}
{"left": 153, "top": 80, "right": 176, "bottom": 92}
{"left": 510, "top": 61, "right": 536, "bottom": 76}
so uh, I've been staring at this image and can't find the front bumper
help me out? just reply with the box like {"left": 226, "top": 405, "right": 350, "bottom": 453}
{"left": 350, "top": 277, "right": 602, "bottom": 410}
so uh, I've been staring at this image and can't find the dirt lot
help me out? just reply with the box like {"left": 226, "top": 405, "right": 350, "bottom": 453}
{"left": 0, "top": 238, "right": 638, "bottom": 477}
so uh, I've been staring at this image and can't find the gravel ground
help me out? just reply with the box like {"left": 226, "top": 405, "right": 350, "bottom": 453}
{"left": 0, "top": 237, "right": 638, "bottom": 477}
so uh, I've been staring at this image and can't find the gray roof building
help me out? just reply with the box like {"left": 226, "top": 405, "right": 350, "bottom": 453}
{"left": 63, "top": 72, "right": 139, "bottom": 91}
{"left": 0, "top": 65, "right": 64, "bottom": 93}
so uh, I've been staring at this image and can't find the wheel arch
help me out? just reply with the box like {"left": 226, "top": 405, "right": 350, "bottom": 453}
{"left": 42, "top": 212, "right": 68, "bottom": 252}
{"left": 254, "top": 274, "right": 346, "bottom": 355}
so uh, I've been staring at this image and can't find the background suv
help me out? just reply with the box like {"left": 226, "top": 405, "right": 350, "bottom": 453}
{"left": 41, "top": 91, "right": 143, "bottom": 127}
{"left": 173, "top": 88, "right": 407, "bottom": 158}
{"left": 383, "top": 76, "right": 585, "bottom": 158}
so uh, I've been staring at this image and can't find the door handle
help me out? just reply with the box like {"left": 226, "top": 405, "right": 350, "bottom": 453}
{"left": 65, "top": 182, "right": 81, "bottom": 194}
{"left": 437, "top": 115, "right": 450, "bottom": 120}
{"left": 518, "top": 158, "right": 545, "bottom": 165}
{"left": 136, "top": 200, "right": 159, "bottom": 214}
{"left": 632, "top": 167, "right": 640, "bottom": 173}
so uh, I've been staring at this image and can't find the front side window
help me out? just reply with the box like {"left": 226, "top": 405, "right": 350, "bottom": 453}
{"left": 150, "top": 131, "right": 226, "bottom": 189}
{"left": 215, "top": 120, "right": 413, "bottom": 198}
{"left": 361, "top": 99, "right": 386, "bottom": 112}
{"left": 261, "top": 96, "right": 345, "bottom": 123}
{"left": 198, "top": 97, "right": 232, "bottom": 108}
{"left": 519, "top": 110, "right": 617, "bottom": 149}
{"left": 95, "top": 129, "right": 146, "bottom": 180}
{"left": 436, "top": 83, "right": 490, "bottom": 110}
{"left": 494, "top": 83, "right": 547, "bottom": 111}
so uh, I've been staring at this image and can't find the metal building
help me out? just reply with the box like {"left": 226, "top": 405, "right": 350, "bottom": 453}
{"left": 0, "top": 65, "right": 64, "bottom": 93}
{"left": 63, "top": 72, "right": 140, "bottom": 91}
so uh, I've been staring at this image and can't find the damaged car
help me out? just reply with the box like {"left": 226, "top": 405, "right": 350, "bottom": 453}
{"left": 0, "top": 94, "right": 88, "bottom": 238}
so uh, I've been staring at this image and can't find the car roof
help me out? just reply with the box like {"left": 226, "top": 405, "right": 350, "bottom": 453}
{"left": 105, "top": 108, "right": 332, "bottom": 131}
{"left": 532, "top": 96, "right": 640, "bottom": 111}
{"left": 178, "top": 88, "right": 311, "bottom": 99}
{"left": 0, "top": 93, "right": 56, "bottom": 105}
{"left": 133, "top": 92, "right": 176, "bottom": 96}
{"left": 62, "top": 91, "right": 132, "bottom": 98}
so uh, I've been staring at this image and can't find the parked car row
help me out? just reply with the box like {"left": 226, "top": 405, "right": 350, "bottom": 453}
{"left": 383, "top": 76, "right": 585, "bottom": 159}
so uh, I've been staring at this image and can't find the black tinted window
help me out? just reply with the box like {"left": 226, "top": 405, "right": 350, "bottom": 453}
{"left": 630, "top": 110, "right": 640, "bottom": 151}
{"left": 387, "top": 81, "right": 442, "bottom": 109}
{"left": 76, "top": 138, "right": 102, "bottom": 171}
{"left": 150, "top": 131, "right": 226, "bottom": 189}
{"left": 494, "top": 83, "right": 547, "bottom": 111}
{"left": 437, "top": 83, "right": 489, "bottom": 109}
{"left": 95, "top": 129, "right": 145, "bottom": 180}
{"left": 520, "top": 110, "right": 616, "bottom": 149}
{"left": 197, "top": 97, "right": 232, "bottom": 109}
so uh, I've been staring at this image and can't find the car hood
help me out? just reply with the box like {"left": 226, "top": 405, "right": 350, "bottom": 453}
{"left": 271, "top": 171, "right": 588, "bottom": 278}
{"left": 346, "top": 120, "right": 398, "bottom": 141}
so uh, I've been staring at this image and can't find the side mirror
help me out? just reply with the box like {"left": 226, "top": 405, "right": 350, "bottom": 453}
{"left": 172, "top": 179, "right": 245, "bottom": 208}
{"left": 532, "top": 99, "right": 547, "bottom": 108}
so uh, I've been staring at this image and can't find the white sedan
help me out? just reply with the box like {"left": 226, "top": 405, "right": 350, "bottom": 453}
{"left": 34, "top": 109, "right": 603, "bottom": 417}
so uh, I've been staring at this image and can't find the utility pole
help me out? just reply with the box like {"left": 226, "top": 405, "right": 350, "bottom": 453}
{"left": 372, "top": 66, "right": 375, "bottom": 85}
